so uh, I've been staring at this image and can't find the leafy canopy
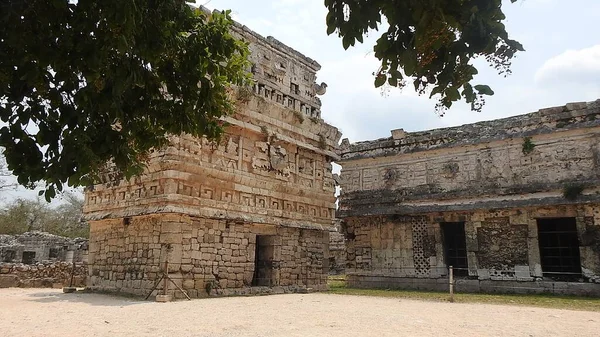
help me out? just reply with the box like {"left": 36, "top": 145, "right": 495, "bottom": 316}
{"left": 0, "top": 148, "right": 16, "bottom": 191}
{"left": 0, "top": 1, "right": 250, "bottom": 201}
{"left": 324, "top": 0, "right": 524, "bottom": 113}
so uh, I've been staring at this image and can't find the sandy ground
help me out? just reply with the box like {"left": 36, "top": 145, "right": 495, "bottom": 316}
{"left": 0, "top": 288, "right": 599, "bottom": 337}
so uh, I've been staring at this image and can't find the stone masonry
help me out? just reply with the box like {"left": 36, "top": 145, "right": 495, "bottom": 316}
{"left": 328, "top": 220, "right": 346, "bottom": 275}
{"left": 83, "top": 16, "right": 341, "bottom": 298}
{"left": 338, "top": 100, "right": 600, "bottom": 296}
{"left": 0, "top": 261, "right": 87, "bottom": 289}
{"left": 0, "top": 231, "right": 88, "bottom": 265}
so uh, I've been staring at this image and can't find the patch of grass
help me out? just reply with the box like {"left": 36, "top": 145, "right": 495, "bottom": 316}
{"left": 328, "top": 275, "right": 346, "bottom": 289}
{"left": 327, "top": 277, "right": 600, "bottom": 312}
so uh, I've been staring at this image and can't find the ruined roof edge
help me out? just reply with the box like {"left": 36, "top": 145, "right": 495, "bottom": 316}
{"left": 198, "top": 5, "right": 321, "bottom": 71}
{"left": 339, "top": 99, "right": 600, "bottom": 160}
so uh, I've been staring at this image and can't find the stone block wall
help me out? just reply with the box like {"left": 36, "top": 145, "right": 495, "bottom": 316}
{"left": 0, "top": 232, "right": 88, "bottom": 264}
{"left": 87, "top": 214, "right": 328, "bottom": 298}
{"left": 342, "top": 205, "right": 600, "bottom": 295}
{"left": 339, "top": 100, "right": 600, "bottom": 215}
{"left": 338, "top": 99, "right": 600, "bottom": 295}
{"left": 328, "top": 221, "right": 346, "bottom": 275}
{"left": 0, "top": 262, "right": 87, "bottom": 288}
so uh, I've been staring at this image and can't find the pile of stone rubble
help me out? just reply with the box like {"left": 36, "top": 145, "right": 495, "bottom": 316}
{"left": 0, "top": 261, "right": 87, "bottom": 288}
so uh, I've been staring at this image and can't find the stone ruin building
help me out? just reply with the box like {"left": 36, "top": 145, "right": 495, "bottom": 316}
{"left": 83, "top": 20, "right": 341, "bottom": 298}
{"left": 0, "top": 231, "right": 88, "bottom": 264}
{"left": 338, "top": 100, "right": 600, "bottom": 296}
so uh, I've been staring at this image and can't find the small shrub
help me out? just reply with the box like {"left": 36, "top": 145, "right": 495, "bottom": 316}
{"left": 522, "top": 137, "right": 536, "bottom": 155}
{"left": 236, "top": 86, "right": 253, "bottom": 103}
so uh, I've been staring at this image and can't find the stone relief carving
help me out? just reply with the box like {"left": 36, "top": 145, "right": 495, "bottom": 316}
{"left": 298, "top": 157, "right": 314, "bottom": 175}
{"left": 226, "top": 137, "right": 239, "bottom": 155}
{"left": 441, "top": 162, "right": 460, "bottom": 179}
{"left": 269, "top": 145, "right": 288, "bottom": 171}
{"left": 383, "top": 168, "right": 397, "bottom": 186}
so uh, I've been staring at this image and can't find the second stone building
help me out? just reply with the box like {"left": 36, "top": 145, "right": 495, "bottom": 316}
{"left": 338, "top": 100, "right": 600, "bottom": 296}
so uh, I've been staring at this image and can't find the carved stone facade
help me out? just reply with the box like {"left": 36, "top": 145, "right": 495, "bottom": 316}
{"left": 83, "top": 21, "right": 341, "bottom": 298}
{"left": 338, "top": 100, "right": 600, "bottom": 296}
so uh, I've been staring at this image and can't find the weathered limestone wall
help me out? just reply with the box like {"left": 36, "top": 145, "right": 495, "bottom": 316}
{"left": 0, "top": 262, "right": 87, "bottom": 289}
{"left": 339, "top": 100, "right": 600, "bottom": 215}
{"left": 84, "top": 24, "right": 340, "bottom": 230}
{"left": 343, "top": 205, "right": 600, "bottom": 295}
{"left": 328, "top": 221, "right": 346, "bottom": 275}
{"left": 0, "top": 232, "right": 88, "bottom": 264}
{"left": 83, "top": 21, "right": 341, "bottom": 297}
{"left": 87, "top": 214, "right": 328, "bottom": 298}
{"left": 338, "top": 100, "right": 600, "bottom": 295}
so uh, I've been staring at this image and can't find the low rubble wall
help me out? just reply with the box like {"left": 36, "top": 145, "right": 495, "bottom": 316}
{"left": 0, "top": 262, "right": 87, "bottom": 288}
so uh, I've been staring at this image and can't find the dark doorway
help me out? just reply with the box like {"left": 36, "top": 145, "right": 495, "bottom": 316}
{"left": 252, "top": 235, "right": 276, "bottom": 286}
{"left": 537, "top": 218, "right": 582, "bottom": 281}
{"left": 22, "top": 251, "right": 36, "bottom": 264}
{"left": 441, "top": 222, "right": 468, "bottom": 276}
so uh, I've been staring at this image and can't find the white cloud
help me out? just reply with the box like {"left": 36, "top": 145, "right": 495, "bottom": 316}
{"left": 535, "top": 44, "right": 600, "bottom": 86}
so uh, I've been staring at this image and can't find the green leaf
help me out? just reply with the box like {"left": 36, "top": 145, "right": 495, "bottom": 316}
{"left": 375, "top": 74, "right": 386, "bottom": 88}
{"left": 474, "top": 84, "right": 495, "bottom": 96}
{"left": 342, "top": 35, "right": 353, "bottom": 50}
{"left": 325, "top": 0, "right": 522, "bottom": 113}
{"left": 445, "top": 87, "right": 461, "bottom": 101}
{"left": 0, "top": 1, "right": 250, "bottom": 200}
{"left": 400, "top": 50, "right": 417, "bottom": 76}
{"left": 327, "top": 24, "right": 336, "bottom": 35}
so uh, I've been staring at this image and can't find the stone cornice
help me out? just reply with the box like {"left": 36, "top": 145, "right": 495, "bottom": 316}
{"left": 339, "top": 100, "right": 600, "bottom": 161}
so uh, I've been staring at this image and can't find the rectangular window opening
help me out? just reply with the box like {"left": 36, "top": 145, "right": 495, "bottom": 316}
{"left": 537, "top": 217, "right": 582, "bottom": 281}
{"left": 441, "top": 222, "right": 469, "bottom": 277}
{"left": 2, "top": 250, "right": 16, "bottom": 263}
{"left": 22, "top": 251, "right": 36, "bottom": 264}
{"left": 49, "top": 248, "right": 60, "bottom": 259}
{"left": 252, "top": 235, "right": 276, "bottom": 287}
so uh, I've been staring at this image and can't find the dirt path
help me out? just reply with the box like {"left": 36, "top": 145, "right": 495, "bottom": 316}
{"left": 1, "top": 288, "right": 599, "bottom": 337}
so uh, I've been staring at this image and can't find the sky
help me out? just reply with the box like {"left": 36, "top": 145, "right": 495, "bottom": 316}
{"left": 202, "top": 0, "right": 600, "bottom": 142}
{"left": 2, "top": 0, "right": 599, "bottom": 203}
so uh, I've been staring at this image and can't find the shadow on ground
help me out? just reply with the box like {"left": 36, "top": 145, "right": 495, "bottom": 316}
{"left": 26, "top": 289, "right": 146, "bottom": 307}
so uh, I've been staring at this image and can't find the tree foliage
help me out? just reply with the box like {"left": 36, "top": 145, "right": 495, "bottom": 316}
{"left": 324, "top": 0, "right": 524, "bottom": 114}
{"left": 0, "top": 148, "right": 16, "bottom": 192}
{"left": 0, "top": 1, "right": 250, "bottom": 200}
{"left": 0, "top": 192, "right": 87, "bottom": 238}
